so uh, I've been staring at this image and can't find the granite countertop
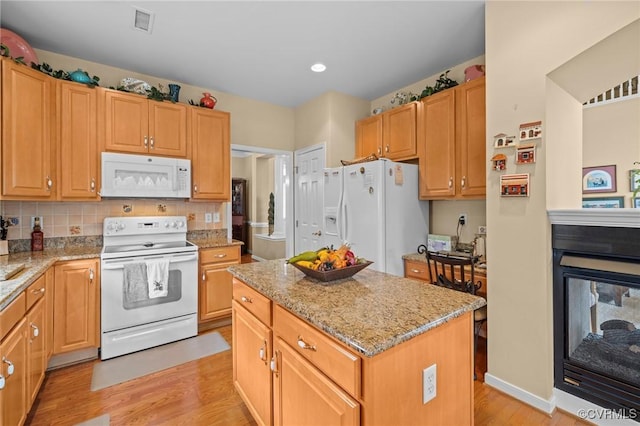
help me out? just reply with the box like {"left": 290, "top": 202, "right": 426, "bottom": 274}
{"left": 228, "top": 259, "right": 486, "bottom": 357}
{"left": 0, "top": 247, "right": 102, "bottom": 311}
{"left": 0, "top": 236, "right": 241, "bottom": 311}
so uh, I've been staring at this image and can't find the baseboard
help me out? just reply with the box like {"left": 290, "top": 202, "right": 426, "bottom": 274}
{"left": 554, "top": 388, "right": 638, "bottom": 425}
{"left": 484, "top": 372, "right": 556, "bottom": 415}
{"left": 47, "top": 347, "right": 99, "bottom": 370}
{"left": 198, "top": 316, "right": 232, "bottom": 333}
{"left": 251, "top": 254, "right": 267, "bottom": 262}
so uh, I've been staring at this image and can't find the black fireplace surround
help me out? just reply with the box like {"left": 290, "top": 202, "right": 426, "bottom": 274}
{"left": 553, "top": 225, "right": 640, "bottom": 419}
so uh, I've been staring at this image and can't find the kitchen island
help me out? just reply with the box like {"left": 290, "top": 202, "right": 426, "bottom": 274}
{"left": 228, "top": 259, "right": 486, "bottom": 426}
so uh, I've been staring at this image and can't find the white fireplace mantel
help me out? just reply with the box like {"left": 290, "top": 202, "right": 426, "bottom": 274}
{"left": 548, "top": 209, "right": 640, "bottom": 228}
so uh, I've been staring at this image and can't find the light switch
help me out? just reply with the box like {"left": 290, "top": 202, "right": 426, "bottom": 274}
{"left": 213, "top": 212, "right": 221, "bottom": 223}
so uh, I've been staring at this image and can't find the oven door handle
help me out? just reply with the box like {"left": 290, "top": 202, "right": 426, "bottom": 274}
{"left": 102, "top": 253, "right": 198, "bottom": 270}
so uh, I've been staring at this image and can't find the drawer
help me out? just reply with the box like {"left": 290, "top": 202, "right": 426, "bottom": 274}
{"left": 232, "top": 278, "right": 271, "bottom": 326}
{"left": 200, "top": 246, "right": 240, "bottom": 265}
{"left": 26, "top": 273, "right": 47, "bottom": 310}
{"left": 404, "top": 259, "right": 431, "bottom": 282}
{"left": 1, "top": 292, "right": 26, "bottom": 341}
{"left": 273, "top": 304, "right": 361, "bottom": 398}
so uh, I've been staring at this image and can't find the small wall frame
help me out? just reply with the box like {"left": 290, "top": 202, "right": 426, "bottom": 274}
{"left": 516, "top": 144, "right": 536, "bottom": 164}
{"left": 519, "top": 121, "right": 542, "bottom": 141}
{"left": 494, "top": 133, "right": 516, "bottom": 148}
{"left": 491, "top": 153, "right": 507, "bottom": 171}
{"left": 500, "top": 173, "right": 530, "bottom": 197}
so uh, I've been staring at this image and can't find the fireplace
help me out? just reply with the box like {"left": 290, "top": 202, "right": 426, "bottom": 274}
{"left": 553, "top": 224, "right": 640, "bottom": 418}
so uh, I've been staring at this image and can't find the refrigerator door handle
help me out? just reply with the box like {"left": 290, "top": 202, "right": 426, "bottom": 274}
{"left": 336, "top": 190, "right": 345, "bottom": 242}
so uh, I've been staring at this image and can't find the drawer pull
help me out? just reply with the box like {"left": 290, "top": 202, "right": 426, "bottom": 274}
{"left": 259, "top": 339, "right": 267, "bottom": 362}
{"left": 0, "top": 375, "right": 4, "bottom": 389}
{"left": 214, "top": 253, "right": 227, "bottom": 258}
{"left": 270, "top": 353, "right": 279, "bottom": 375}
{"left": 32, "top": 287, "right": 45, "bottom": 295}
{"left": 241, "top": 296, "right": 253, "bottom": 303}
{"left": 410, "top": 269, "right": 423, "bottom": 274}
{"left": 2, "top": 357, "right": 14, "bottom": 375}
{"left": 31, "top": 324, "right": 39, "bottom": 337}
{"left": 297, "top": 336, "right": 317, "bottom": 351}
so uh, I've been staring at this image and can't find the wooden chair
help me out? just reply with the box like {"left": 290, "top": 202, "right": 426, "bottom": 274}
{"left": 425, "top": 251, "right": 487, "bottom": 380}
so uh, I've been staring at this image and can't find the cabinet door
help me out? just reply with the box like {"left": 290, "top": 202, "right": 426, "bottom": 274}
{"left": 1, "top": 317, "right": 27, "bottom": 426}
{"left": 53, "top": 259, "right": 100, "bottom": 354}
{"left": 58, "top": 81, "right": 99, "bottom": 199}
{"left": 45, "top": 267, "right": 54, "bottom": 360}
{"left": 1, "top": 59, "right": 55, "bottom": 199}
{"left": 200, "top": 265, "right": 234, "bottom": 321}
{"left": 104, "top": 90, "right": 149, "bottom": 154}
{"left": 26, "top": 298, "right": 46, "bottom": 408}
{"left": 273, "top": 337, "right": 359, "bottom": 426}
{"left": 190, "top": 108, "right": 230, "bottom": 200}
{"left": 232, "top": 302, "right": 273, "bottom": 426}
{"left": 456, "top": 77, "right": 486, "bottom": 198}
{"left": 383, "top": 102, "right": 417, "bottom": 160}
{"left": 418, "top": 89, "right": 456, "bottom": 199}
{"left": 148, "top": 101, "right": 188, "bottom": 157}
{"left": 355, "top": 115, "right": 382, "bottom": 158}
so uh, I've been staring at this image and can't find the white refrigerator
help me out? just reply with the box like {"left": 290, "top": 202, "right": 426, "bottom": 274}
{"left": 322, "top": 159, "right": 429, "bottom": 276}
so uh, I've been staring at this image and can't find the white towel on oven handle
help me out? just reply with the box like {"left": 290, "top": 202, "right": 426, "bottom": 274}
{"left": 146, "top": 258, "right": 169, "bottom": 298}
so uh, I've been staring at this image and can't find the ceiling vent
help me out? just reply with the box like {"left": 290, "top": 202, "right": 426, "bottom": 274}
{"left": 132, "top": 6, "right": 154, "bottom": 34}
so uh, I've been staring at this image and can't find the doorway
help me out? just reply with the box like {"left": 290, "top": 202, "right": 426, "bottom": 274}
{"left": 230, "top": 145, "right": 294, "bottom": 259}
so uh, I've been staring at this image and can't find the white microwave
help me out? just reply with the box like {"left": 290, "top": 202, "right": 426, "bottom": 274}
{"left": 100, "top": 152, "right": 191, "bottom": 198}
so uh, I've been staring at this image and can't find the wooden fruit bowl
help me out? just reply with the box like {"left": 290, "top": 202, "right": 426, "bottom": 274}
{"left": 290, "top": 261, "right": 373, "bottom": 283}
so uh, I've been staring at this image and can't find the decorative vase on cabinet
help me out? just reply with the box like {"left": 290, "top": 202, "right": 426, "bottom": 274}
{"left": 168, "top": 84, "right": 181, "bottom": 102}
{"left": 200, "top": 92, "right": 217, "bottom": 109}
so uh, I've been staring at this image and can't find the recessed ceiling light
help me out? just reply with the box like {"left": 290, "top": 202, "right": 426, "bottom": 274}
{"left": 311, "top": 63, "right": 326, "bottom": 73}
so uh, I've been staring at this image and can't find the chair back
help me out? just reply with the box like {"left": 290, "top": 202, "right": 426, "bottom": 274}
{"left": 425, "top": 251, "right": 482, "bottom": 295}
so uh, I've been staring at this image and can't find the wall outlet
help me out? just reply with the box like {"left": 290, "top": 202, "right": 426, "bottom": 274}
{"left": 458, "top": 213, "right": 467, "bottom": 226}
{"left": 478, "top": 225, "right": 487, "bottom": 235}
{"left": 204, "top": 213, "right": 213, "bottom": 223}
{"left": 213, "top": 212, "right": 221, "bottom": 223}
{"left": 423, "top": 364, "right": 437, "bottom": 404}
{"left": 31, "top": 216, "right": 43, "bottom": 229}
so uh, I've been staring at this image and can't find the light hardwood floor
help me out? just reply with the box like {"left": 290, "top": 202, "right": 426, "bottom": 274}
{"left": 25, "top": 326, "right": 590, "bottom": 426}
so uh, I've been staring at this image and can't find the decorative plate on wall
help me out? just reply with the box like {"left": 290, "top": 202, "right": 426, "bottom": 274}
{"left": 0, "top": 28, "right": 38, "bottom": 65}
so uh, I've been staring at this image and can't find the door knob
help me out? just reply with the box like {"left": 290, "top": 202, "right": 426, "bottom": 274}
{"left": 312, "top": 230, "right": 322, "bottom": 236}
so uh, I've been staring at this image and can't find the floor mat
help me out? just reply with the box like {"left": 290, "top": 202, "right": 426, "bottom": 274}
{"left": 90, "top": 332, "right": 230, "bottom": 391}
{"left": 74, "top": 414, "right": 110, "bottom": 426}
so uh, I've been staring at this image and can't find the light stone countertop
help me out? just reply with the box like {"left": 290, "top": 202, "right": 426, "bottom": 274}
{"left": 189, "top": 237, "right": 244, "bottom": 250}
{"left": 228, "top": 259, "right": 486, "bottom": 357}
{"left": 0, "top": 247, "right": 102, "bottom": 311}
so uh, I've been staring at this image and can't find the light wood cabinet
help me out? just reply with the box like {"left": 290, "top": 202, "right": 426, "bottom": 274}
{"left": 26, "top": 297, "right": 45, "bottom": 408}
{"left": 199, "top": 246, "right": 240, "bottom": 322}
{"left": 57, "top": 81, "right": 100, "bottom": 200}
{"left": 53, "top": 259, "right": 100, "bottom": 354}
{"left": 355, "top": 102, "right": 417, "bottom": 161}
{"left": 1, "top": 59, "right": 56, "bottom": 200}
{"left": 45, "top": 268, "right": 54, "bottom": 360}
{"left": 189, "top": 107, "right": 231, "bottom": 200}
{"left": 232, "top": 299, "right": 273, "bottom": 426}
{"left": 418, "top": 77, "right": 486, "bottom": 200}
{"left": 273, "top": 336, "right": 360, "bottom": 426}
{"left": 0, "top": 317, "right": 27, "bottom": 426}
{"left": 404, "top": 258, "right": 487, "bottom": 299}
{"left": 104, "top": 90, "right": 188, "bottom": 157}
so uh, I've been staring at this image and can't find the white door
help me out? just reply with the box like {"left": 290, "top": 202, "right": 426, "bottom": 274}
{"left": 294, "top": 144, "right": 325, "bottom": 253}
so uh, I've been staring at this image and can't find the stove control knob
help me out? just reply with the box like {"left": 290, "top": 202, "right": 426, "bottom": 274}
{"left": 177, "top": 220, "right": 185, "bottom": 228}
{"left": 170, "top": 221, "right": 177, "bottom": 229}
{"left": 106, "top": 223, "right": 115, "bottom": 232}
{"left": 118, "top": 223, "right": 126, "bottom": 231}
{"left": 164, "top": 221, "right": 170, "bottom": 228}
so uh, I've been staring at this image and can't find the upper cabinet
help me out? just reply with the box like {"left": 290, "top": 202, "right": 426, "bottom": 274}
{"left": 57, "top": 81, "right": 100, "bottom": 200}
{"left": 104, "top": 89, "right": 188, "bottom": 158}
{"left": 418, "top": 77, "right": 486, "bottom": 200}
{"left": 355, "top": 102, "right": 417, "bottom": 161}
{"left": 1, "top": 59, "right": 56, "bottom": 200}
{"left": 189, "top": 107, "right": 231, "bottom": 201}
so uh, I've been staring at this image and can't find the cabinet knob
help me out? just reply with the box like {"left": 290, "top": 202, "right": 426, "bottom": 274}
{"left": 448, "top": 177, "right": 453, "bottom": 189}
{"left": 385, "top": 144, "right": 389, "bottom": 153}
{"left": 241, "top": 296, "right": 252, "bottom": 303}
{"left": 90, "top": 178, "right": 96, "bottom": 192}
{"left": 144, "top": 136, "right": 148, "bottom": 148}
{"left": 89, "top": 268, "right": 94, "bottom": 282}
{"left": 202, "top": 272, "right": 206, "bottom": 281}
{"left": 377, "top": 147, "right": 382, "bottom": 155}
{"left": 46, "top": 176, "right": 53, "bottom": 190}
{"left": 31, "top": 323, "right": 39, "bottom": 337}
{"left": 270, "top": 353, "right": 279, "bottom": 375}
{"left": 259, "top": 339, "right": 267, "bottom": 362}
{"left": 2, "top": 357, "right": 14, "bottom": 376}
{"left": 193, "top": 184, "right": 198, "bottom": 193}
{"left": 150, "top": 137, "right": 155, "bottom": 149}
{"left": 461, "top": 176, "right": 467, "bottom": 188}
{"left": 0, "top": 375, "right": 4, "bottom": 390}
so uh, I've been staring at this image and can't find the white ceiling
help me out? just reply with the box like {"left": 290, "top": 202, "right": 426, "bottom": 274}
{"left": 0, "top": 1, "right": 485, "bottom": 108}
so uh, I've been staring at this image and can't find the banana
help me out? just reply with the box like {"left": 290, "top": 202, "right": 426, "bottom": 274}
{"left": 295, "top": 260, "right": 315, "bottom": 269}
{"left": 287, "top": 251, "right": 318, "bottom": 264}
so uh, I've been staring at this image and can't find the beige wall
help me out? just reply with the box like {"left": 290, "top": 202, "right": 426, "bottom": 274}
{"left": 486, "top": 0, "right": 639, "bottom": 404}
{"left": 583, "top": 98, "right": 640, "bottom": 207}
{"left": 294, "top": 91, "right": 370, "bottom": 167}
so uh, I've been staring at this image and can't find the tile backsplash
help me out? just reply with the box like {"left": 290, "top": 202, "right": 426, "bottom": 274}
{"left": 0, "top": 199, "right": 225, "bottom": 240}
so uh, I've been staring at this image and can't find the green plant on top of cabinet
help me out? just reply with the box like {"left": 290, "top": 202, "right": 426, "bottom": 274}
{"left": 57, "top": 80, "right": 100, "bottom": 200}
{"left": 355, "top": 102, "right": 417, "bottom": 161}
{"left": 189, "top": 107, "right": 231, "bottom": 201}
{"left": 1, "top": 58, "right": 56, "bottom": 200}
{"left": 104, "top": 89, "right": 188, "bottom": 158}
{"left": 418, "top": 77, "right": 486, "bottom": 200}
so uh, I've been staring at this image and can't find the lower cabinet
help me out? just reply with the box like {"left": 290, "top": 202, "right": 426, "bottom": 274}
{"left": 53, "top": 259, "right": 100, "bottom": 354}
{"left": 199, "top": 246, "right": 240, "bottom": 322}
{"left": 1, "top": 317, "right": 27, "bottom": 426}
{"left": 26, "top": 298, "right": 46, "bottom": 407}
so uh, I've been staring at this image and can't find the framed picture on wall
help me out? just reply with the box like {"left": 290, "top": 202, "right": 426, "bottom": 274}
{"left": 582, "top": 165, "right": 617, "bottom": 194}
{"left": 582, "top": 196, "right": 624, "bottom": 208}
{"left": 629, "top": 169, "right": 640, "bottom": 192}
{"left": 633, "top": 198, "right": 640, "bottom": 208}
